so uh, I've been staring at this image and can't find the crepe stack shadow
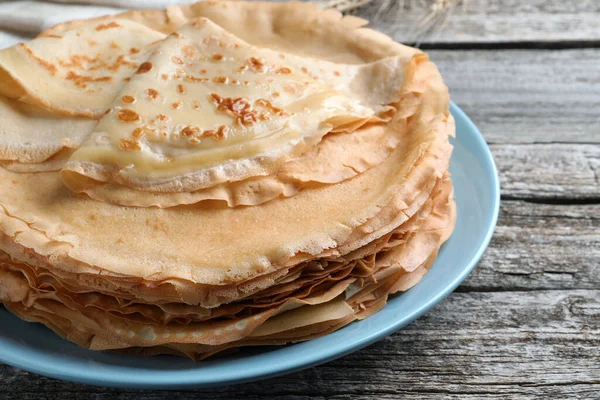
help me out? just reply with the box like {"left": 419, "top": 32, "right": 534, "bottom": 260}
{"left": 0, "top": 1, "right": 456, "bottom": 360}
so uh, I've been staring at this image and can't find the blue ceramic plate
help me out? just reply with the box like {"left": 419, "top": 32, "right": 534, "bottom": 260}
{"left": 0, "top": 103, "right": 499, "bottom": 389}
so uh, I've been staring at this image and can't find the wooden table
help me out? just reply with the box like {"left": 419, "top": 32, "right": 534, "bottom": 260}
{"left": 1, "top": 1, "right": 599, "bottom": 398}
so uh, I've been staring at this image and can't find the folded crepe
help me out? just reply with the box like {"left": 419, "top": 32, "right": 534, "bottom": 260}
{"left": 59, "top": 18, "right": 412, "bottom": 203}
{"left": 0, "top": 19, "right": 166, "bottom": 171}
{"left": 0, "top": 1, "right": 456, "bottom": 360}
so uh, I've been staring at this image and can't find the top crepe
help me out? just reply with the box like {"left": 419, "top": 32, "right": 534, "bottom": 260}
{"left": 0, "top": 2, "right": 422, "bottom": 206}
{"left": 60, "top": 18, "right": 408, "bottom": 195}
{"left": 0, "top": 1, "right": 431, "bottom": 209}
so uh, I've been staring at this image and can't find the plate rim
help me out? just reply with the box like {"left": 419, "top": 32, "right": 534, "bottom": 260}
{"left": 0, "top": 102, "right": 500, "bottom": 389}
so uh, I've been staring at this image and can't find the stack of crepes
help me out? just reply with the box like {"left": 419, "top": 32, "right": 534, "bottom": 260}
{"left": 0, "top": 1, "right": 456, "bottom": 359}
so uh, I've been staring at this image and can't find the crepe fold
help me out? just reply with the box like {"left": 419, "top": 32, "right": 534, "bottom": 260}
{"left": 0, "top": 1, "right": 456, "bottom": 359}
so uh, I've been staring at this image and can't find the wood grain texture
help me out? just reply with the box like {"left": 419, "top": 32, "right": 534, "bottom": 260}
{"left": 493, "top": 144, "right": 600, "bottom": 200}
{"left": 460, "top": 201, "right": 600, "bottom": 291}
{"left": 428, "top": 49, "right": 600, "bottom": 144}
{"left": 2, "top": 2, "right": 600, "bottom": 398}
{"left": 357, "top": 0, "right": 600, "bottom": 44}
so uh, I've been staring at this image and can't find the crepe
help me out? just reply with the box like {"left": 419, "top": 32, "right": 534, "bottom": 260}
{"left": 0, "top": 19, "right": 165, "bottom": 117}
{"left": 59, "top": 54, "right": 425, "bottom": 207}
{"left": 0, "top": 96, "right": 95, "bottom": 171}
{"left": 0, "top": 19, "right": 166, "bottom": 171}
{"left": 0, "top": 0, "right": 457, "bottom": 360}
{"left": 60, "top": 18, "right": 406, "bottom": 195}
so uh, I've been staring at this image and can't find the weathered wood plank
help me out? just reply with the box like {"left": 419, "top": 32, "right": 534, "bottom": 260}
{"left": 461, "top": 200, "right": 600, "bottom": 291}
{"left": 492, "top": 144, "right": 600, "bottom": 200}
{"left": 356, "top": 0, "right": 600, "bottom": 44}
{"left": 1, "top": 290, "right": 598, "bottom": 398}
{"left": 428, "top": 49, "right": 600, "bottom": 144}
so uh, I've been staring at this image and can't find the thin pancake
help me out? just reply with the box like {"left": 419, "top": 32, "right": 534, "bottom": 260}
{"left": 60, "top": 18, "right": 400, "bottom": 195}
{"left": 0, "top": 20, "right": 165, "bottom": 170}
{"left": 60, "top": 52, "right": 425, "bottom": 208}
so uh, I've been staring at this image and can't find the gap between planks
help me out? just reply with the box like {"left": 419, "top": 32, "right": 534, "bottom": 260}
{"left": 418, "top": 40, "right": 600, "bottom": 51}
{"left": 501, "top": 196, "right": 600, "bottom": 206}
